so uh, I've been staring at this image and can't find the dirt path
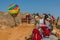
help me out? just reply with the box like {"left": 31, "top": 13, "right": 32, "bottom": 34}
{"left": 0, "top": 23, "right": 35, "bottom": 40}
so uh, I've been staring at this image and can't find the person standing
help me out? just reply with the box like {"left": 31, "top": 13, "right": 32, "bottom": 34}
{"left": 26, "top": 13, "right": 30, "bottom": 24}
{"left": 34, "top": 14, "right": 40, "bottom": 28}
{"left": 32, "top": 28, "right": 42, "bottom": 40}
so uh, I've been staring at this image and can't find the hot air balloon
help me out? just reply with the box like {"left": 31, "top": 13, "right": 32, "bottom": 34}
{"left": 8, "top": 4, "right": 20, "bottom": 17}
{"left": 8, "top": 4, "right": 20, "bottom": 26}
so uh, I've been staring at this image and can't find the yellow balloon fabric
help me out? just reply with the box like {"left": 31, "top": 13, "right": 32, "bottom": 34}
{"left": 8, "top": 10, "right": 19, "bottom": 14}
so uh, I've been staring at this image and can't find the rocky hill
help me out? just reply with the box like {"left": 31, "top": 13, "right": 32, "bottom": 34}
{"left": 0, "top": 11, "right": 22, "bottom": 29}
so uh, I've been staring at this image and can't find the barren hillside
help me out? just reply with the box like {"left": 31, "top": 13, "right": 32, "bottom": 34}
{"left": 0, "top": 11, "right": 60, "bottom": 40}
{"left": 0, "top": 11, "right": 23, "bottom": 29}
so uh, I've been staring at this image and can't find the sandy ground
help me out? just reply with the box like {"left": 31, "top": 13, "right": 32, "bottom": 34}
{"left": 0, "top": 23, "right": 35, "bottom": 40}
{"left": 0, "top": 23, "right": 60, "bottom": 40}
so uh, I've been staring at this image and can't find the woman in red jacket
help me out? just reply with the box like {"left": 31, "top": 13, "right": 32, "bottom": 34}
{"left": 32, "top": 28, "right": 42, "bottom": 40}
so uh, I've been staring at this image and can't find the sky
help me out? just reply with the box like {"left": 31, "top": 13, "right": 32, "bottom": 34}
{"left": 0, "top": 0, "right": 60, "bottom": 18}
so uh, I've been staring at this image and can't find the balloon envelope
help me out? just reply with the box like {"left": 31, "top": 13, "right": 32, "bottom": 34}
{"left": 8, "top": 4, "right": 20, "bottom": 17}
